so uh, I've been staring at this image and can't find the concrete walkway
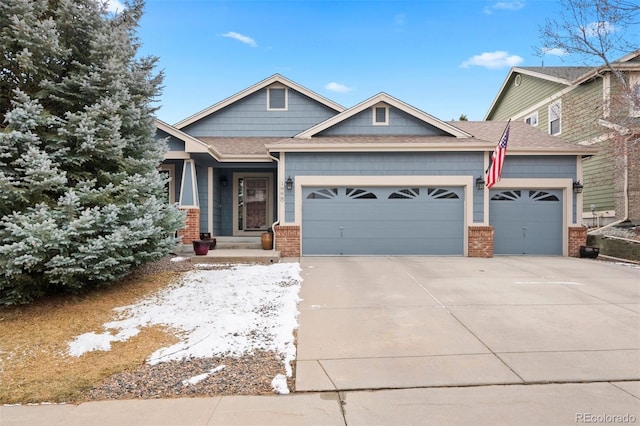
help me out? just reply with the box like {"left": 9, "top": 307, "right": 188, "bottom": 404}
{"left": 2, "top": 257, "right": 639, "bottom": 425}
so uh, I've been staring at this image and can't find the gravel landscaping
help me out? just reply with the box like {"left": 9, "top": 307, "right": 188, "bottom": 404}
{"left": 80, "top": 255, "right": 299, "bottom": 401}
{"left": 87, "top": 351, "right": 292, "bottom": 400}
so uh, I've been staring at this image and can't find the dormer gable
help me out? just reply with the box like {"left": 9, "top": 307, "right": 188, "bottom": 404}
{"left": 295, "top": 93, "right": 472, "bottom": 139}
{"left": 173, "top": 74, "right": 345, "bottom": 138}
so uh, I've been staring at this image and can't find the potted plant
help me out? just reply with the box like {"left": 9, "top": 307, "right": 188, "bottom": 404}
{"left": 192, "top": 239, "right": 210, "bottom": 255}
{"left": 199, "top": 232, "right": 217, "bottom": 250}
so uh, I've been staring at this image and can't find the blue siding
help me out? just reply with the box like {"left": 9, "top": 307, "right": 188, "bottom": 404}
{"left": 285, "top": 152, "right": 484, "bottom": 223}
{"left": 156, "top": 129, "right": 185, "bottom": 151}
{"left": 182, "top": 89, "right": 338, "bottom": 137}
{"left": 320, "top": 107, "right": 449, "bottom": 136}
{"left": 502, "top": 156, "right": 576, "bottom": 178}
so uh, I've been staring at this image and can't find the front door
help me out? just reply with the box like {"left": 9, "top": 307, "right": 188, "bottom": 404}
{"left": 234, "top": 174, "right": 272, "bottom": 235}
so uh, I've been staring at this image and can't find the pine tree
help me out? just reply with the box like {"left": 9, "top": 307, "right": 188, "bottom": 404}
{"left": 0, "top": 0, "right": 184, "bottom": 305}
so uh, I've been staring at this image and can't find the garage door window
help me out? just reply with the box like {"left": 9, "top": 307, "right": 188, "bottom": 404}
{"left": 346, "top": 188, "right": 377, "bottom": 199}
{"left": 428, "top": 188, "right": 460, "bottom": 199}
{"left": 491, "top": 190, "right": 558, "bottom": 202}
{"left": 389, "top": 188, "right": 420, "bottom": 199}
{"left": 307, "top": 188, "right": 338, "bottom": 199}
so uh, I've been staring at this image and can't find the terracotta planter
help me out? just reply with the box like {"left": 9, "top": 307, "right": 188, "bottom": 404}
{"left": 192, "top": 240, "right": 210, "bottom": 256}
{"left": 261, "top": 232, "right": 273, "bottom": 250}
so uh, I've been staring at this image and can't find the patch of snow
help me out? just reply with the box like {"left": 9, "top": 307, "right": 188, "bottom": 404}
{"left": 68, "top": 328, "right": 140, "bottom": 356}
{"left": 67, "top": 263, "right": 302, "bottom": 381}
{"left": 182, "top": 365, "right": 226, "bottom": 386}
{"left": 271, "top": 374, "right": 290, "bottom": 395}
{"left": 170, "top": 256, "right": 188, "bottom": 262}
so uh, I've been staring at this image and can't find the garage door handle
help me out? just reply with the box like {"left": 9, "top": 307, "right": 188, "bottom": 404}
{"left": 339, "top": 226, "right": 344, "bottom": 237}
{"left": 522, "top": 226, "right": 527, "bottom": 238}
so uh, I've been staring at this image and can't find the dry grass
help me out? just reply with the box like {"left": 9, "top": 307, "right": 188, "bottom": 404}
{"left": 0, "top": 271, "right": 182, "bottom": 404}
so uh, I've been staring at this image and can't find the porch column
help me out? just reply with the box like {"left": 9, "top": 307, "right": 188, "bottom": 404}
{"left": 178, "top": 159, "right": 200, "bottom": 244}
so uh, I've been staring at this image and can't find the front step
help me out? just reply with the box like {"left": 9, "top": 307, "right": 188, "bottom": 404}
{"left": 215, "top": 236, "right": 262, "bottom": 250}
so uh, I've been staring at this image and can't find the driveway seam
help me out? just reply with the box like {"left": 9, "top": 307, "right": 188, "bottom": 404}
{"left": 403, "top": 268, "right": 527, "bottom": 384}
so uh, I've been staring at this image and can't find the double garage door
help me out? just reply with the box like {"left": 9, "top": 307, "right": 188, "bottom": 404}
{"left": 302, "top": 186, "right": 465, "bottom": 255}
{"left": 301, "top": 186, "right": 564, "bottom": 256}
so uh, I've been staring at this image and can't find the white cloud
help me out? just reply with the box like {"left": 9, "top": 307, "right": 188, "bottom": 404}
{"left": 460, "top": 51, "right": 524, "bottom": 69}
{"left": 581, "top": 21, "right": 616, "bottom": 38}
{"left": 325, "top": 82, "right": 354, "bottom": 93}
{"left": 484, "top": 1, "right": 525, "bottom": 14}
{"left": 106, "top": 0, "right": 125, "bottom": 13}
{"left": 221, "top": 32, "right": 257, "bottom": 47}
{"left": 542, "top": 47, "right": 569, "bottom": 57}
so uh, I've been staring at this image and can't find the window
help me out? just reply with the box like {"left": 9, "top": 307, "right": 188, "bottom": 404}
{"left": 373, "top": 105, "right": 389, "bottom": 125}
{"left": 268, "top": 87, "right": 287, "bottom": 110}
{"left": 158, "top": 164, "right": 175, "bottom": 204}
{"left": 524, "top": 112, "right": 538, "bottom": 126}
{"left": 549, "top": 100, "right": 562, "bottom": 135}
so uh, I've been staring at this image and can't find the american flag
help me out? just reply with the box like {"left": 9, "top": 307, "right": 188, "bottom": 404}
{"left": 486, "top": 122, "right": 510, "bottom": 189}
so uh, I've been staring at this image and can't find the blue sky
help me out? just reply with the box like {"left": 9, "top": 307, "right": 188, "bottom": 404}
{"left": 109, "top": 0, "right": 606, "bottom": 124}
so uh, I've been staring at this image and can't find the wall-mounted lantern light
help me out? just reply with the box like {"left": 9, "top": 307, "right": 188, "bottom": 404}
{"left": 219, "top": 175, "right": 228, "bottom": 187}
{"left": 573, "top": 181, "right": 583, "bottom": 194}
{"left": 475, "top": 177, "right": 485, "bottom": 190}
{"left": 285, "top": 176, "right": 293, "bottom": 191}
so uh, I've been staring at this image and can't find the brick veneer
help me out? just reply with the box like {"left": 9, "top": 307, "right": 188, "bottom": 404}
{"left": 274, "top": 225, "right": 301, "bottom": 257}
{"left": 177, "top": 207, "right": 200, "bottom": 244}
{"left": 468, "top": 226, "right": 494, "bottom": 258}
{"left": 568, "top": 226, "right": 588, "bottom": 257}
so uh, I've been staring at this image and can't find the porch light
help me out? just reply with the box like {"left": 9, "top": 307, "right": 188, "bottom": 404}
{"left": 219, "top": 175, "right": 228, "bottom": 187}
{"left": 475, "top": 177, "right": 485, "bottom": 190}
{"left": 285, "top": 176, "right": 294, "bottom": 191}
{"left": 573, "top": 181, "right": 584, "bottom": 194}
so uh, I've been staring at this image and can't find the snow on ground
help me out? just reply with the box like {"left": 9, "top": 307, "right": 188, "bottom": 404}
{"left": 68, "top": 262, "right": 302, "bottom": 391}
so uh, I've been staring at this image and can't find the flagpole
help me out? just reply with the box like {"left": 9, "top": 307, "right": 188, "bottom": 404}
{"left": 485, "top": 119, "right": 512, "bottom": 175}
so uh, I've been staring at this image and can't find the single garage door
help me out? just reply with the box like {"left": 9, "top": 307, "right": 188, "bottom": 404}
{"left": 302, "top": 186, "right": 464, "bottom": 255}
{"left": 490, "top": 189, "right": 563, "bottom": 255}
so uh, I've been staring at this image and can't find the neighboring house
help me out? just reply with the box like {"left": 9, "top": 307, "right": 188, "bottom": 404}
{"left": 156, "top": 74, "right": 593, "bottom": 257}
{"left": 484, "top": 50, "right": 640, "bottom": 227}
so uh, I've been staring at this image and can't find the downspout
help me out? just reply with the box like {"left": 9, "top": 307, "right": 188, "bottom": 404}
{"left": 268, "top": 152, "right": 281, "bottom": 253}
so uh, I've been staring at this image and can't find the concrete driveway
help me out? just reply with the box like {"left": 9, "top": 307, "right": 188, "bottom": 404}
{"left": 295, "top": 256, "right": 640, "bottom": 391}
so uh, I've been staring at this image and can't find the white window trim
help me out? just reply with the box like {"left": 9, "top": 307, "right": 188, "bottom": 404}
{"left": 524, "top": 111, "right": 538, "bottom": 127}
{"left": 372, "top": 105, "right": 389, "bottom": 126}
{"left": 267, "top": 85, "right": 288, "bottom": 111}
{"left": 158, "top": 164, "right": 176, "bottom": 204}
{"left": 549, "top": 100, "right": 562, "bottom": 135}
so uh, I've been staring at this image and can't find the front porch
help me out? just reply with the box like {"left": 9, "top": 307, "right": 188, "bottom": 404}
{"left": 177, "top": 236, "right": 284, "bottom": 264}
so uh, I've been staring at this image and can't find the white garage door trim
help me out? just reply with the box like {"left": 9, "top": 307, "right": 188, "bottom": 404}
{"left": 291, "top": 175, "right": 474, "bottom": 256}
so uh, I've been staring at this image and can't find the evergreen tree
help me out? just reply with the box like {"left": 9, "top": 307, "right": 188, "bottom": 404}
{"left": 0, "top": 0, "right": 184, "bottom": 305}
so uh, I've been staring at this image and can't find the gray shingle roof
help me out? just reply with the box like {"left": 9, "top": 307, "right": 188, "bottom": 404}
{"left": 194, "top": 122, "right": 594, "bottom": 156}
{"left": 518, "top": 66, "right": 593, "bottom": 82}
{"left": 450, "top": 121, "right": 592, "bottom": 152}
